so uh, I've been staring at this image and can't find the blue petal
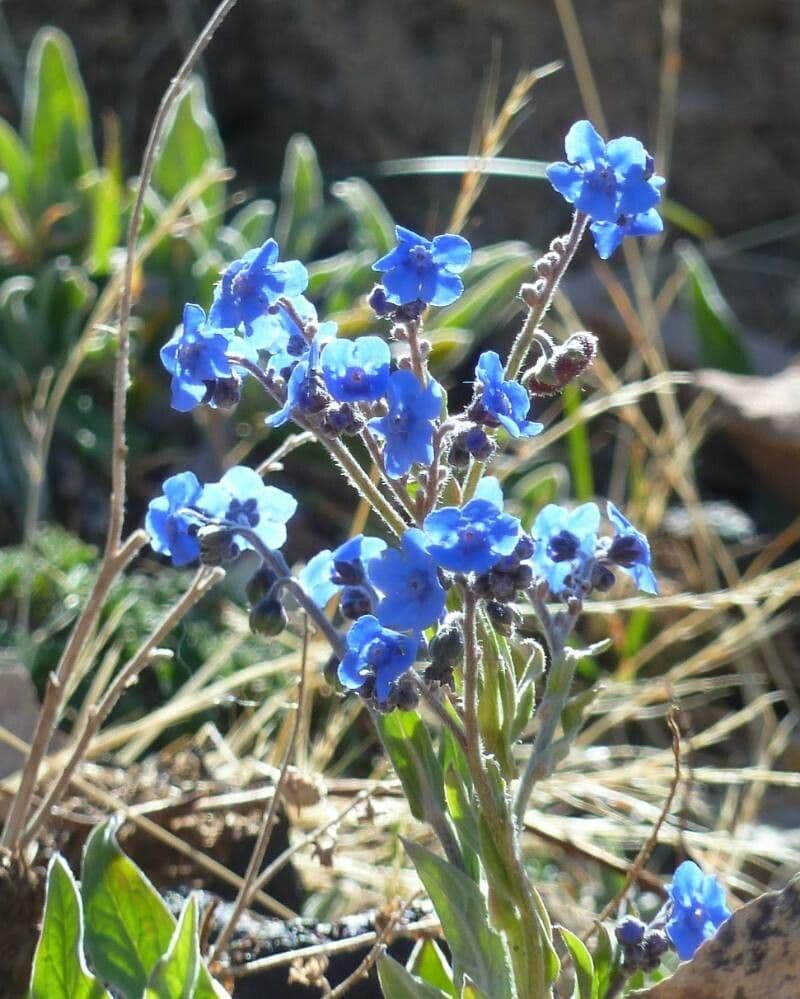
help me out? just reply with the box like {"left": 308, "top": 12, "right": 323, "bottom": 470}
{"left": 382, "top": 262, "right": 425, "bottom": 305}
{"left": 299, "top": 550, "right": 338, "bottom": 607}
{"left": 422, "top": 267, "right": 464, "bottom": 307}
{"left": 590, "top": 221, "right": 625, "bottom": 259}
{"left": 395, "top": 225, "right": 429, "bottom": 247}
{"left": 431, "top": 233, "right": 472, "bottom": 270}
{"left": 170, "top": 377, "right": 206, "bottom": 412}
{"left": 605, "top": 136, "right": 647, "bottom": 175}
{"left": 473, "top": 476, "right": 504, "bottom": 508}
{"left": 182, "top": 303, "right": 206, "bottom": 335}
{"left": 564, "top": 120, "right": 606, "bottom": 167}
{"left": 546, "top": 162, "right": 586, "bottom": 204}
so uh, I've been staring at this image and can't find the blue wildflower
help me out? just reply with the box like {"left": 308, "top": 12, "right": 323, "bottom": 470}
{"left": 321, "top": 336, "right": 391, "bottom": 403}
{"left": 475, "top": 351, "right": 543, "bottom": 439}
{"left": 257, "top": 296, "right": 338, "bottom": 375}
{"left": 145, "top": 472, "right": 204, "bottom": 566}
{"left": 372, "top": 226, "right": 472, "bottom": 307}
{"left": 547, "top": 120, "right": 664, "bottom": 224}
{"left": 532, "top": 502, "right": 600, "bottom": 595}
{"left": 666, "top": 861, "right": 731, "bottom": 960}
{"left": 590, "top": 208, "right": 664, "bottom": 259}
{"left": 160, "top": 304, "right": 233, "bottom": 412}
{"left": 266, "top": 334, "right": 329, "bottom": 428}
{"left": 198, "top": 465, "right": 296, "bottom": 552}
{"left": 423, "top": 477, "right": 521, "bottom": 574}
{"left": 367, "top": 529, "right": 446, "bottom": 631}
{"left": 606, "top": 502, "right": 658, "bottom": 594}
{"left": 338, "top": 615, "right": 419, "bottom": 703}
{"left": 299, "top": 535, "right": 388, "bottom": 607}
{"left": 209, "top": 239, "right": 308, "bottom": 337}
{"left": 369, "top": 370, "right": 443, "bottom": 478}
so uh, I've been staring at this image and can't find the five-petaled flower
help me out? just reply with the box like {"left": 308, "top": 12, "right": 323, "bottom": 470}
{"left": 474, "top": 351, "right": 543, "bottom": 439}
{"left": 372, "top": 225, "right": 472, "bottom": 307}
{"left": 198, "top": 466, "right": 297, "bottom": 552}
{"left": 590, "top": 208, "right": 663, "bottom": 260}
{"left": 160, "top": 304, "right": 233, "bottom": 412}
{"left": 146, "top": 471, "right": 204, "bottom": 566}
{"left": 300, "top": 535, "right": 387, "bottom": 608}
{"left": 369, "top": 370, "right": 443, "bottom": 478}
{"left": 338, "top": 615, "right": 419, "bottom": 703}
{"left": 321, "top": 336, "right": 391, "bottom": 403}
{"left": 423, "top": 477, "right": 521, "bottom": 574}
{"left": 606, "top": 501, "right": 658, "bottom": 594}
{"left": 367, "top": 528, "right": 447, "bottom": 631}
{"left": 665, "top": 861, "right": 731, "bottom": 960}
{"left": 547, "top": 120, "right": 664, "bottom": 224}
{"left": 210, "top": 239, "right": 308, "bottom": 337}
{"left": 532, "top": 502, "right": 600, "bottom": 596}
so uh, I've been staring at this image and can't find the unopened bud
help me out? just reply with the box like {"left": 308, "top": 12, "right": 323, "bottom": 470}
{"left": 197, "top": 524, "right": 239, "bottom": 566}
{"left": 246, "top": 566, "right": 280, "bottom": 605}
{"left": 204, "top": 374, "right": 242, "bottom": 411}
{"left": 486, "top": 601, "right": 520, "bottom": 636}
{"left": 367, "top": 284, "right": 393, "bottom": 317}
{"left": 249, "top": 596, "right": 288, "bottom": 637}
{"left": 520, "top": 279, "right": 548, "bottom": 308}
{"left": 428, "top": 618, "right": 465, "bottom": 671}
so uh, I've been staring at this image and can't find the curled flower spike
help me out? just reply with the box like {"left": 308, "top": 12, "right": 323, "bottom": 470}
{"left": 532, "top": 502, "right": 600, "bottom": 596}
{"left": 367, "top": 528, "right": 447, "bottom": 631}
{"left": 547, "top": 120, "right": 664, "bottom": 224}
{"left": 372, "top": 225, "right": 472, "bottom": 307}
{"left": 666, "top": 861, "right": 731, "bottom": 960}
{"left": 320, "top": 336, "right": 391, "bottom": 403}
{"left": 198, "top": 465, "right": 297, "bottom": 553}
{"left": 423, "top": 477, "right": 521, "bottom": 574}
{"left": 145, "top": 472, "right": 204, "bottom": 566}
{"left": 369, "top": 370, "right": 443, "bottom": 478}
{"left": 210, "top": 238, "right": 308, "bottom": 336}
{"left": 606, "top": 501, "right": 658, "bottom": 594}
{"left": 160, "top": 304, "right": 233, "bottom": 412}
{"left": 474, "top": 351, "right": 543, "bottom": 439}
{"left": 338, "top": 615, "right": 419, "bottom": 703}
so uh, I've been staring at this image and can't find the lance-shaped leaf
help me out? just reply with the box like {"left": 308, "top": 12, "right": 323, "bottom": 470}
{"left": 408, "top": 939, "right": 457, "bottom": 996}
{"left": 29, "top": 855, "right": 110, "bottom": 999}
{"left": 332, "top": 177, "right": 395, "bottom": 254}
{"left": 378, "top": 953, "right": 450, "bottom": 998}
{"left": 376, "top": 708, "right": 446, "bottom": 823}
{"left": 143, "top": 894, "right": 201, "bottom": 999}
{"left": 274, "top": 133, "right": 325, "bottom": 258}
{"left": 558, "top": 926, "right": 596, "bottom": 999}
{"left": 404, "top": 839, "right": 516, "bottom": 999}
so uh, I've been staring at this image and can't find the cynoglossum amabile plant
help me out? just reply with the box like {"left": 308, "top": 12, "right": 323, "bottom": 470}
{"left": 143, "top": 120, "right": 678, "bottom": 999}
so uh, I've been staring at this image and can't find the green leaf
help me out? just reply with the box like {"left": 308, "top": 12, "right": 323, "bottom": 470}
{"left": 677, "top": 242, "right": 752, "bottom": 374}
{"left": 404, "top": 840, "right": 516, "bottom": 999}
{"left": 30, "top": 856, "right": 110, "bottom": 999}
{"left": 430, "top": 257, "right": 530, "bottom": 340}
{"left": 408, "top": 939, "right": 457, "bottom": 996}
{"left": 375, "top": 708, "right": 446, "bottom": 823}
{"left": 332, "top": 177, "right": 395, "bottom": 254}
{"left": 461, "top": 977, "right": 490, "bottom": 999}
{"left": 443, "top": 765, "right": 481, "bottom": 883}
{"left": 562, "top": 385, "right": 594, "bottom": 501}
{"left": 512, "top": 464, "right": 568, "bottom": 532}
{"left": 230, "top": 198, "right": 275, "bottom": 246}
{"left": 81, "top": 820, "right": 176, "bottom": 996}
{"left": 152, "top": 77, "right": 225, "bottom": 242}
{"left": 590, "top": 923, "right": 619, "bottom": 999}
{"left": 85, "top": 167, "right": 122, "bottom": 274}
{"left": 558, "top": 926, "right": 595, "bottom": 999}
{"left": 427, "top": 328, "right": 473, "bottom": 373}
{"left": 22, "top": 28, "right": 96, "bottom": 203}
{"left": 0, "top": 119, "right": 32, "bottom": 206}
{"left": 378, "top": 953, "right": 450, "bottom": 999}
{"left": 144, "top": 894, "right": 201, "bottom": 999}
{"left": 274, "top": 133, "right": 324, "bottom": 258}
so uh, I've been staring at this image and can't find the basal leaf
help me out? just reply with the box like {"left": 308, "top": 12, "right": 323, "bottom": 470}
{"left": 408, "top": 939, "right": 457, "bottom": 996}
{"left": 22, "top": 28, "right": 96, "bottom": 203}
{"left": 332, "top": 177, "right": 395, "bottom": 254}
{"left": 375, "top": 708, "right": 446, "bottom": 822}
{"left": 152, "top": 77, "right": 225, "bottom": 242}
{"left": 30, "top": 855, "right": 110, "bottom": 999}
{"left": 274, "top": 133, "right": 324, "bottom": 258}
{"left": 558, "top": 926, "right": 596, "bottom": 999}
{"left": 377, "top": 953, "right": 449, "bottom": 999}
{"left": 81, "top": 820, "right": 176, "bottom": 997}
{"left": 0, "top": 119, "right": 32, "bottom": 207}
{"left": 144, "top": 894, "right": 201, "bottom": 999}
{"left": 404, "top": 840, "right": 516, "bottom": 999}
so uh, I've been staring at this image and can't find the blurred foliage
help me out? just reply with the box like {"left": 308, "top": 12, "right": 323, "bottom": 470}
{"left": 0, "top": 26, "right": 533, "bottom": 548}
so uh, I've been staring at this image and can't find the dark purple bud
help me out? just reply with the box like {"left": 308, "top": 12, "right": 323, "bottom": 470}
{"left": 204, "top": 375, "right": 242, "bottom": 411}
{"left": 394, "top": 299, "right": 426, "bottom": 323}
{"left": 590, "top": 561, "right": 616, "bottom": 592}
{"left": 331, "top": 559, "right": 365, "bottom": 586}
{"left": 488, "top": 570, "right": 518, "bottom": 603}
{"left": 368, "top": 284, "right": 393, "bottom": 317}
{"left": 385, "top": 672, "right": 420, "bottom": 711}
{"left": 513, "top": 562, "right": 534, "bottom": 590}
{"left": 340, "top": 585, "right": 373, "bottom": 620}
{"left": 616, "top": 916, "right": 646, "bottom": 947}
{"left": 249, "top": 596, "right": 288, "bottom": 637}
{"left": 197, "top": 524, "right": 239, "bottom": 566}
{"left": 551, "top": 332, "right": 598, "bottom": 386}
{"left": 297, "top": 371, "right": 329, "bottom": 414}
{"left": 520, "top": 279, "right": 548, "bottom": 308}
{"left": 246, "top": 566, "right": 280, "bottom": 605}
{"left": 463, "top": 426, "right": 495, "bottom": 462}
{"left": 514, "top": 535, "right": 535, "bottom": 562}
{"left": 428, "top": 619, "right": 464, "bottom": 671}
{"left": 486, "top": 600, "right": 520, "bottom": 636}
{"left": 286, "top": 332, "right": 309, "bottom": 357}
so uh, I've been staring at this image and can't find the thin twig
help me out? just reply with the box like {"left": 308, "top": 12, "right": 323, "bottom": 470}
{"left": 211, "top": 614, "right": 312, "bottom": 962}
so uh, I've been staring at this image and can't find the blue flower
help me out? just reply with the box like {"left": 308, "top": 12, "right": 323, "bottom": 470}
{"left": 666, "top": 861, "right": 730, "bottom": 960}
{"left": 367, "top": 529, "right": 446, "bottom": 631}
{"left": 266, "top": 334, "right": 329, "bottom": 428}
{"left": 606, "top": 502, "right": 658, "bottom": 594}
{"left": 475, "top": 351, "right": 543, "bottom": 439}
{"left": 160, "top": 304, "right": 233, "bottom": 412}
{"left": 145, "top": 471, "right": 204, "bottom": 566}
{"left": 589, "top": 208, "right": 664, "bottom": 259}
{"left": 372, "top": 226, "right": 472, "bottom": 307}
{"left": 423, "top": 477, "right": 521, "bottom": 574}
{"left": 198, "top": 465, "right": 296, "bottom": 552}
{"left": 532, "top": 502, "right": 600, "bottom": 595}
{"left": 299, "top": 535, "right": 387, "bottom": 607}
{"left": 321, "top": 336, "right": 391, "bottom": 403}
{"left": 209, "top": 239, "right": 308, "bottom": 337}
{"left": 369, "top": 370, "right": 443, "bottom": 478}
{"left": 338, "top": 615, "right": 419, "bottom": 703}
{"left": 254, "top": 295, "right": 337, "bottom": 374}
{"left": 547, "top": 120, "right": 664, "bottom": 224}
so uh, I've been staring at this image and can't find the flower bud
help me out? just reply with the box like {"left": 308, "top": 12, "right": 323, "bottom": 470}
{"left": 428, "top": 618, "right": 465, "bottom": 671}
{"left": 246, "top": 566, "right": 280, "bottom": 605}
{"left": 340, "top": 585, "right": 372, "bottom": 620}
{"left": 368, "top": 284, "right": 393, "bottom": 317}
{"left": 385, "top": 672, "right": 420, "bottom": 711}
{"left": 197, "top": 524, "right": 239, "bottom": 566}
{"left": 486, "top": 600, "right": 520, "bottom": 636}
{"left": 520, "top": 278, "right": 547, "bottom": 308}
{"left": 204, "top": 375, "right": 242, "bottom": 411}
{"left": 249, "top": 596, "right": 288, "bottom": 637}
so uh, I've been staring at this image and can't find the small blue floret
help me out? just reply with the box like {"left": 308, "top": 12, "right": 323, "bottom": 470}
{"left": 372, "top": 226, "right": 472, "bottom": 307}
{"left": 367, "top": 528, "right": 446, "bottom": 631}
{"left": 198, "top": 465, "right": 297, "bottom": 553}
{"left": 321, "top": 336, "right": 391, "bottom": 403}
{"left": 475, "top": 351, "right": 543, "bottom": 439}
{"left": 369, "top": 370, "right": 443, "bottom": 478}
{"left": 338, "top": 615, "right": 419, "bottom": 703}
{"left": 606, "top": 501, "right": 658, "bottom": 594}
{"left": 160, "top": 304, "right": 233, "bottom": 412}
{"left": 145, "top": 471, "right": 205, "bottom": 566}
{"left": 532, "top": 502, "right": 600, "bottom": 595}
{"left": 666, "top": 861, "right": 731, "bottom": 960}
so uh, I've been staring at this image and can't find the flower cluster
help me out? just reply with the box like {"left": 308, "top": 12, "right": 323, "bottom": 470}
{"left": 547, "top": 119, "right": 665, "bottom": 258}
{"left": 147, "top": 119, "right": 664, "bottom": 708}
